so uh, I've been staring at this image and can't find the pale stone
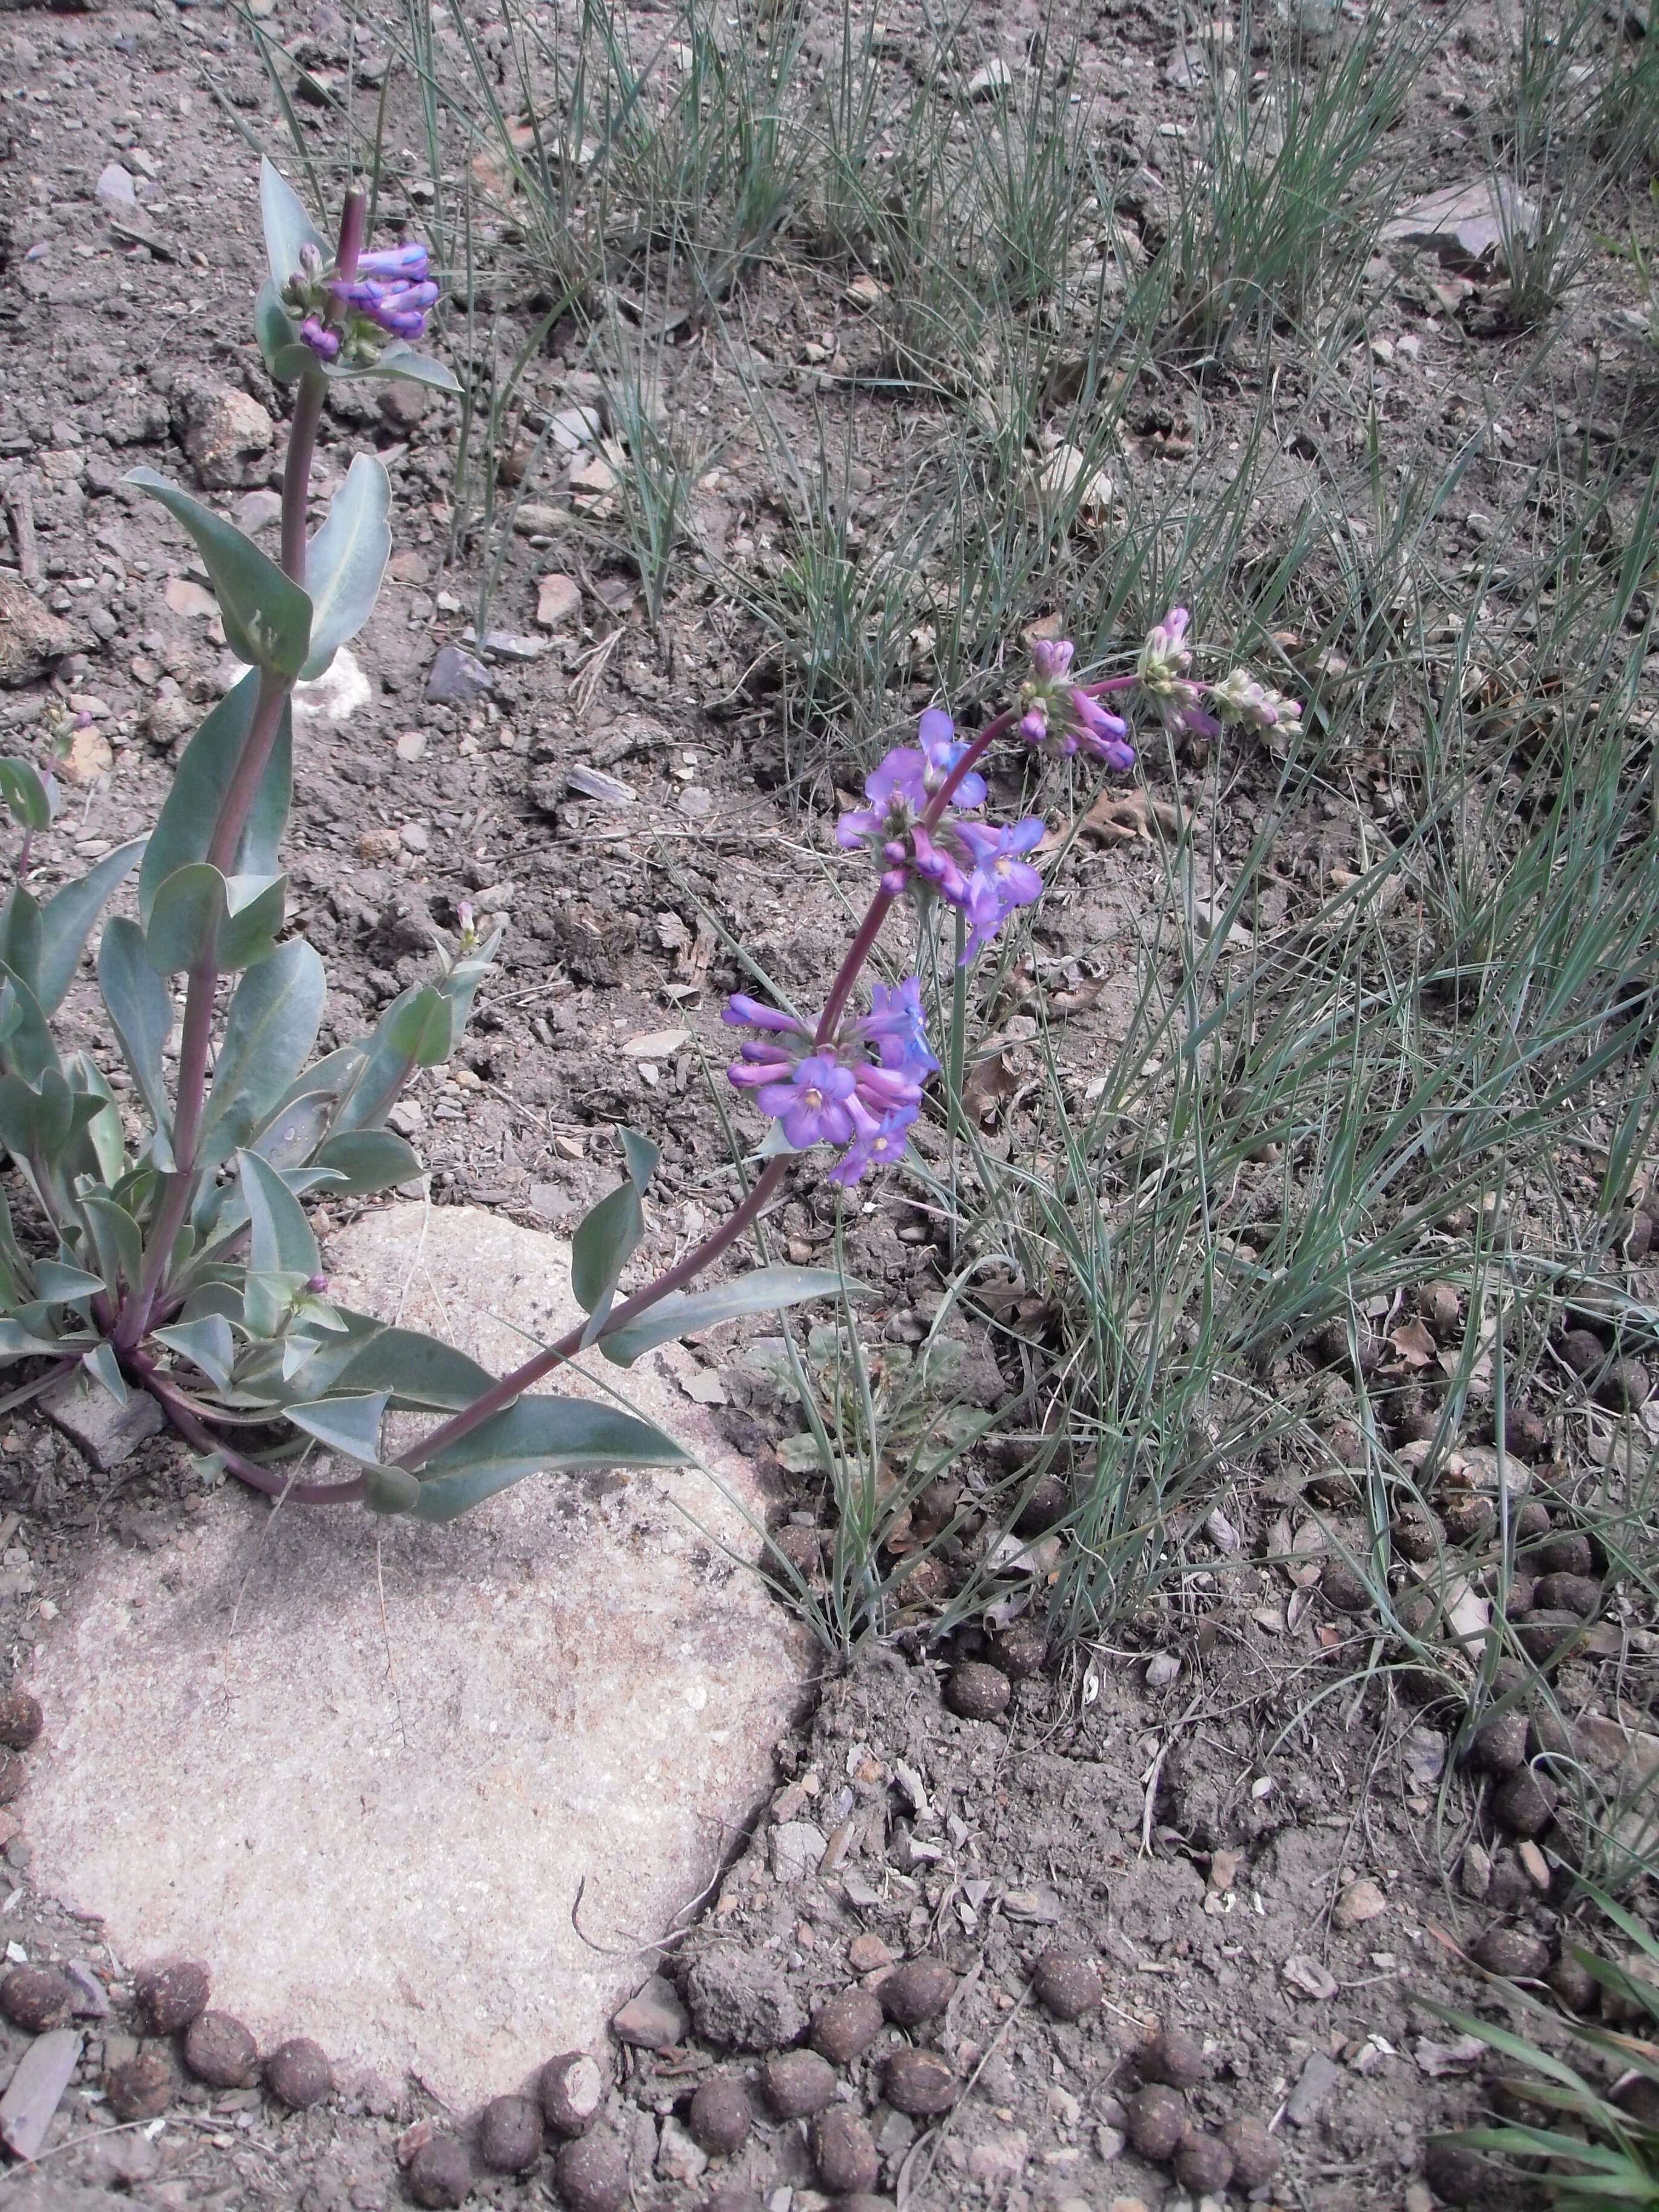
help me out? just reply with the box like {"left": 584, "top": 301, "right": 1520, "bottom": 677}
{"left": 25, "top": 1205, "right": 808, "bottom": 2110}
{"left": 293, "top": 646, "right": 371, "bottom": 727}
{"left": 536, "top": 574, "right": 582, "bottom": 631}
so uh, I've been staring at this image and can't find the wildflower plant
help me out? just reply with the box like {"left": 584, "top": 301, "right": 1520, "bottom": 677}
{"left": 0, "top": 160, "right": 1292, "bottom": 1524}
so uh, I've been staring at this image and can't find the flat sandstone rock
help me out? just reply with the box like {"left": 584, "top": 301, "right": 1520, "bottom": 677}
{"left": 25, "top": 1205, "right": 808, "bottom": 2109}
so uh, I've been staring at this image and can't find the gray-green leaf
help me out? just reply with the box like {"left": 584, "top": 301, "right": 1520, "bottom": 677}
{"left": 260, "top": 155, "right": 330, "bottom": 295}
{"left": 412, "top": 1395, "right": 688, "bottom": 1521}
{"left": 126, "top": 469, "right": 312, "bottom": 679}
{"left": 600, "top": 1265, "right": 848, "bottom": 1367}
{"left": 96, "top": 918, "right": 175, "bottom": 1165}
{"left": 36, "top": 840, "right": 144, "bottom": 1015}
{"left": 300, "top": 455, "right": 391, "bottom": 680}
{"left": 570, "top": 1178, "right": 643, "bottom": 1344}
{"left": 140, "top": 673, "right": 292, "bottom": 927}
{"left": 240, "top": 1148, "right": 320, "bottom": 1278}
{"left": 287, "top": 1391, "right": 389, "bottom": 1463}
{"left": 199, "top": 940, "right": 325, "bottom": 1170}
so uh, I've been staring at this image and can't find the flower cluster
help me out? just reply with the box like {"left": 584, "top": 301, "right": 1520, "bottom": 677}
{"left": 1017, "top": 638, "right": 1136, "bottom": 769}
{"left": 284, "top": 241, "right": 438, "bottom": 367}
{"left": 837, "top": 712, "right": 1047, "bottom": 960}
{"left": 1133, "top": 607, "right": 1219, "bottom": 741}
{"left": 725, "top": 981, "right": 936, "bottom": 1185}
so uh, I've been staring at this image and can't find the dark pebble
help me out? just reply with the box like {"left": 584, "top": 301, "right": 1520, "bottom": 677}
{"left": 1441, "top": 1495, "right": 1496, "bottom": 1546}
{"left": 0, "top": 1965, "right": 73, "bottom": 2032}
{"left": 1012, "top": 1473, "right": 1068, "bottom": 1537}
{"left": 1423, "top": 2138, "right": 1492, "bottom": 2206}
{"left": 478, "top": 2094, "right": 541, "bottom": 2173}
{"left": 134, "top": 1958, "right": 210, "bottom": 2036}
{"left": 1548, "top": 1951, "right": 1599, "bottom": 2013}
{"left": 762, "top": 2048, "right": 836, "bottom": 2119}
{"left": 688, "top": 2077, "right": 752, "bottom": 2156}
{"left": 1494, "top": 1766, "right": 1559, "bottom": 1837}
{"left": 1515, "top": 1610, "right": 1582, "bottom": 1663}
{"left": 1505, "top": 1407, "right": 1549, "bottom": 1463}
{"left": 943, "top": 1663, "right": 1010, "bottom": 1721}
{"left": 986, "top": 1618, "right": 1047, "bottom": 1681}
{"left": 882, "top": 2048, "right": 957, "bottom": 2115}
{"left": 1125, "top": 2082, "right": 1187, "bottom": 2161}
{"left": 554, "top": 2131, "right": 629, "bottom": 2212}
{"left": 808, "top": 1987, "right": 883, "bottom": 2065}
{"left": 0, "top": 1692, "right": 42, "bottom": 1751}
{"left": 1175, "top": 2133, "right": 1235, "bottom": 2195}
{"left": 1319, "top": 1558, "right": 1370, "bottom": 1613}
{"left": 1222, "top": 2113, "right": 1282, "bottom": 2188}
{"left": 106, "top": 2050, "right": 176, "bottom": 2122}
{"left": 409, "top": 2136, "right": 472, "bottom": 2209}
{"left": 1467, "top": 1709, "right": 1528, "bottom": 1775}
{"left": 1560, "top": 1328, "right": 1606, "bottom": 1378}
{"left": 264, "top": 2037, "right": 333, "bottom": 2110}
{"left": 878, "top": 1958, "right": 955, "bottom": 2027}
{"left": 1513, "top": 1498, "right": 1552, "bottom": 1542}
{"left": 538, "top": 2049, "right": 605, "bottom": 2136}
{"left": 183, "top": 2011, "right": 258, "bottom": 2090}
{"left": 1031, "top": 1948, "right": 1101, "bottom": 2022}
{"left": 1390, "top": 1512, "right": 1441, "bottom": 1563}
{"left": 1615, "top": 2076, "right": 1659, "bottom": 2126}
{"left": 811, "top": 2107, "right": 879, "bottom": 2194}
{"left": 1533, "top": 1572, "right": 1602, "bottom": 1617}
{"left": 1530, "top": 1708, "right": 1578, "bottom": 1761}
{"left": 1139, "top": 2020, "right": 1205, "bottom": 2089}
{"left": 1470, "top": 1926, "right": 1550, "bottom": 1979}
{"left": 1598, "top": 1358, "right": 1650, "bottom": 1410}
{"left": 1535, "top": 1529, "right": 1594, "bottom": 1578}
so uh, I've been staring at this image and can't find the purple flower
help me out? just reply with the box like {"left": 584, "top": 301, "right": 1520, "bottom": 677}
{"left": 757, "top": 1055, "right": 857, "bottom": 1147}
{"left": 1136, "top": 607, "right": 1219, "bottom": 740}
{"left": 357, "top": 243, "right": 431, "bottom": 283}
{"left": 917, "top": 708, "right": 987, "bottom": 806}
{"left": 299, "top": 315, "right": 341, "bottom": 361}
{"left": 957, "top": 818, "right": 1047, "bottom": 957}
{"left": 1017, "top": 635, "right": 1134, "bottom": 768}
{"left": 725, "top": 985, "right": 934, "bottom": 1179}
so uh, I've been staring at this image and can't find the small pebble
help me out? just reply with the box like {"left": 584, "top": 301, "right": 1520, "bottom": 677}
{"left": 554, "top": 2130, "right": 629, "bottom": 2212}
{"left": 944, "top": 1663, "right": 1010, "bottom": 1720}
{"left": 882, "top": 2048, "right": 957, "bottom": 2115}
{"left": 1319, "top": 1558, "right": 1370, "bottom": 1612}
{"left": 1512, "top": 1497, "right": 1552, "bottom": 1541}
{"left": 1506, "top": 1411, "right": 1550, "bottom": 1466}
{"left": 1560, "top": 1327, "right": 1606, "bottom": 1378}
{"left": 1470, "top": 1926, "right": 1550, "bottom": 1979}
{"left": 0, "top": 1966, "right": 73, "bottom": 2033}
{"left": 1494, "top": 1766, "right": 1559, "bottom": 1838}
{"left": 1139, "top": 2020, "right": 1204, "bottom": 2088}
{"left": 408, "top": 2136, "right": 472, "bottom": 2208}
{"left": 1440, "top": 1495, "right": 1495, "bottom": 1546}
{"left": 539, "top": 2050, "right": 604, "bottom": 2136}
{"left": 1468, "top": 1709, "right": 1528, "bottom": 1775}
{"left": 478, "top": 2093, "right": 541, "bottom": 2173}
{"left": 1423, "top": 2139, "right": 1490, "bottom": 2206}
{"left": 1222, "top": 2114, "right": 1282, "bottom": 2188}
{"left": 1031, "top": 1948, "right": 1102, "bottom": 2021}
{"left": 264, "top": 2037, "right": 333, "bottom": 2110}
{"left": 1125, "top": 2083, "right": 1187, "bottom": 2161}
{"left": 1532, "top": 1572, "right": 1602, "bottom": 1617}
{"left": 1535, "top": 1529, "right": 1594, "bottom": 1578}
{"left": 879, "top": 1957, "right": 956, "bottom": 2026}
{"left": 811, "top": 2106, "right": 879, "bottom": 2193}
{"left": 1548, "top": 1952, "right": 1598, "bottom": 2012}
{"left": 688, "top": 2076, "right": 752, "bottom": 2156}
{"left": 1012, "top": 1472, "right": 1068, "bottom": 1536}
{"left": 1515, "top": 1609, "right": 1581, "bottom": 1663}
{"left": 0, "top": 1692, "right": 42, "bottom": 1751}
{"left": 808, "top": 1986, "right": 883, "bottom": 2064}
{"left": 1390, "top": 1512, "right": 1441, "bottom": 1563}
{"left": 761, "top": 2048, "right": 836, "bottom": 2119}
{"left": 106, "top": 2050, "right": 175, "bottom": 2122}
{"left": 1597, "top": 1357, "right": 1649, "bottom": 1410}
{"left": 183, "top": 2011, "right": 258, "bottom": 2090}
{"left": 1175, "top": 2133, "right": 1234, "bottom": 2194}
{"left": 987, "top": 1618, "right": 1047, "bottom": 1680}
{"left": 133, "top": 1959, "right": 210, "bottom": 2036}
{"left": 1144, "top": 1652, "right": 1182, "bottom": 1689}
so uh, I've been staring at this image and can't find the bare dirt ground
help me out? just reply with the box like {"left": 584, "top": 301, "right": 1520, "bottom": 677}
{"left": 3, "top": 0, "right": 1659, "bottom": 2205}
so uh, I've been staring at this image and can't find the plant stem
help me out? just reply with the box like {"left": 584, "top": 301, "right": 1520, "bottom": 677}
{"left": 130, "top": 1349, "right": 368, "bottom": 1504}
{"left": 393, "top": 710, "right": 1020, "bottom": 1479}
{"left": 278, "top": 372, "right": 327, "bottom": 595}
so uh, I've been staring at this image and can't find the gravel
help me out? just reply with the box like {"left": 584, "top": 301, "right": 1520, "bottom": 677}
{"left": 684, "top": 1945, "right": 806, "bottom": 2050}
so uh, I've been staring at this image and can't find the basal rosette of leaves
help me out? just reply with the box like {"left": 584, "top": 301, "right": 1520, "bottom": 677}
{"left": 0, "top": 163, "right": 1295, "bottom": 1525}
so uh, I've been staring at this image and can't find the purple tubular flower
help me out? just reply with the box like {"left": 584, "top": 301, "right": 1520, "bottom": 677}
{"left": 917, "top": 707, "right": 987, "bottom": 806}
{"left": 725, "top": 985, "right": 934, "bottom": 1180}
{"left": 1018, "top": 635, "right": 1135, "bottom": 769}
{"left": 299, "top": 315, "right": 341, "bottom": 361}
{"left": 356, "top": 243, "right": 431, "bottom": 282}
